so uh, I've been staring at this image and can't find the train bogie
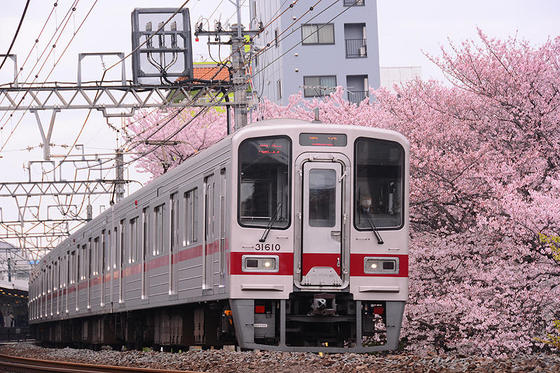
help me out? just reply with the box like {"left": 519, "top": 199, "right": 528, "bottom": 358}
{"left": 29, "top": 119, "right": 409, "bottom": 352}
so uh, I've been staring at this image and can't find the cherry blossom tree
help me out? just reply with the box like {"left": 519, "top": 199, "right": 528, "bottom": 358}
{"left": 128, "top": 30, "right": 560, "bottom": 355}
{"left": 126, "top": 107, "right": 227, "bottom": 176}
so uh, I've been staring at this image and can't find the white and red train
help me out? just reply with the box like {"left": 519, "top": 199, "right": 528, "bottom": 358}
{"left": 29, "top": 119, "right": 409, "bottom": 352}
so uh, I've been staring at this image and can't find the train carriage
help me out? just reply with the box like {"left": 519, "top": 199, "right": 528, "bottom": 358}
{"left": 29, "top": 118, "right": 409, "bottom": 352}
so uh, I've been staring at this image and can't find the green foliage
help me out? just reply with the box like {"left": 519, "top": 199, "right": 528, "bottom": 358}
{"left": 538, "top": 233, "right": 560, "bottom": 263}
{"left": 536, "top": 320, "right": 560, "bottom": 350}
{"left": 536, "top": 233, "right": 560, "bottom": 350}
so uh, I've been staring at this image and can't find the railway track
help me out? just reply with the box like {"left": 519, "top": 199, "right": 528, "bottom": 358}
{"left": 0, "top": 353, "right": 199, "bottom": 373}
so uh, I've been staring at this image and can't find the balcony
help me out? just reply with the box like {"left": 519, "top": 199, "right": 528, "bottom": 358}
{"left": 347, "top": 90, "right": 369, "bottom": 104}
{"left": 345, "top": 39, "right": 367, "bottom": 58}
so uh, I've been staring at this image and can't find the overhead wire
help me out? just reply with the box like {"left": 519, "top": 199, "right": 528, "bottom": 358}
{"left": 0, "top": 0, "right": 83, "bottom": 151}
{"left": 5, "top": 0, "right": 296, "bottom": 252}
{"left": 114, "top": 0, "right": 312, "bottom": 170}
{"left": 0, "top": 0, "right": 98, "bottom": 256}
{"left": 0, "top": 1, "right": 57, "bottom": 119}
{"left": 28, "top": 1, "right": 197, "bottom": 234}
{"left": 5, "top": 0, "right": 300, "bottom": 257}
{"left": 0, "top": 0, "right": 31, "bottom": 71}
{"left": 249, "top": 0, "right": 350, "bottom": 81}
{"left": 0, "top": 0, "right": 81, "bottom": 124}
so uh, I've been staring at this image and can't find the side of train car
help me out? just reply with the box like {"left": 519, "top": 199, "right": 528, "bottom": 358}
{"left": 29, "top": 119, "right": 409, "bottom": 352}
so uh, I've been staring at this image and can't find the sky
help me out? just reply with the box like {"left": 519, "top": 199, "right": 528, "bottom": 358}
{"left": 0, "top": 0, "right": 558, "bottom": 251}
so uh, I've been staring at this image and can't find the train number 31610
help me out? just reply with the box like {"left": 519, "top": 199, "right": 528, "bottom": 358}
{"left": 255, "top": 243, "right": 281, "bottom": 251}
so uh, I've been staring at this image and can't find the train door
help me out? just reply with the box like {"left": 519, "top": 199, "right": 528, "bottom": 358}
{"left": 301, "top": 161, "right": 343, "bottom": 286}
{"left": 203, "top": 174, "right": 215, "bottom": 292}
{"left": 142, "top": 208, "right": 148, "bottom": 299}
{"left": 219, "top": 168, "right": 227, "bottom": 287}
{"left": 65, "top": 252, "right": 70, "bottom": 313}
{"left": 170, "top": 193, "right": 179, "bottom": 294}
{"left": 100, "top": 231, "right": 106, "bottom": 307}
{"left": 119, "top": 221, "right": 124, "bottom": 303}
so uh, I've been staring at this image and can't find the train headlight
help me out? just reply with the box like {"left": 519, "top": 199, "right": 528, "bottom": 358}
{"left": 242, "top": 255, "right": 279, "bottom": 272}
{"left": 364, "top": 257, "right": 399, "bottom": 274}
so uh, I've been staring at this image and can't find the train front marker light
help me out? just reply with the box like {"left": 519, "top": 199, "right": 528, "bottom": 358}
{"left": 242, "top": 255, "right": 279, "bottom": 272}
{"left": 364, "top": 257, "right": 399, "bottom": 274}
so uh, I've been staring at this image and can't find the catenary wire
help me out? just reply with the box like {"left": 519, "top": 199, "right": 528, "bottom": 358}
{"left": 0, "top": 0, "right": 31, "bottom": 71}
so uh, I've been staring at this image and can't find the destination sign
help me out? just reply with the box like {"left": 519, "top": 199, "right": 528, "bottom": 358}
{"left": 299, "top": 133, "right": 347, "bottom": 147}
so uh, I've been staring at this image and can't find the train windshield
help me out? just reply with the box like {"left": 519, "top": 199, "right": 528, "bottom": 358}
{"left": 238, "top": 136, "right": 291, "bottom": 228}
{"left": 355, "top": 138, "right": 404, "bottom": 230}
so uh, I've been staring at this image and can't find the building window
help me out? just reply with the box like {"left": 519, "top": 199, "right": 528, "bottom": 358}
{"left": 301, "top": 24, "right": 335, "bottom": 45}
{"left": 344, "top": 0, "right": 365, "bottom": 6}
{"left": 303, "top": 75, "right": 337, "bottom": 97}
{"left": 275, "top": 29, "right": 279, "bottom": 48}
{"left": 277, "top": 80, "right": 282, "bottom": 99}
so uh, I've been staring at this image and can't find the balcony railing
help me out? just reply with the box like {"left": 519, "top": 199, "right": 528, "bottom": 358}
{"left": 344, "top": 0, "right": 365, "bottom": 6}
{"left": 345, "top": 39, "right": 367, "bottom": 58}
{"left": 347, "top": 90, "right": 369, "bottom": 104}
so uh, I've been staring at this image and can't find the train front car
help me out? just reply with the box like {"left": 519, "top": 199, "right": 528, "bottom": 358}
{"left": 229, "top": 119, "right": 409, "bottom": 352}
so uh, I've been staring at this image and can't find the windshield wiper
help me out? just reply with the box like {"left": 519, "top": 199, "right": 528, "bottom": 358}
{"left": 259, "top": 202, "right": 283, "bottom": 243}
{"left": 363, "top": 211, "right": 384, "bottom": 244}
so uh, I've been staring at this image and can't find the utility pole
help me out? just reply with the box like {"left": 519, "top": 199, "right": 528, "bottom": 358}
{"left": 195, "top": 3, "right": 260, "bottom": 132}
{"left": 230, "top": 0, "right": 247, "bottom": 130}
{"left": 231, "top": 25, "right": 248, "bottom": 131}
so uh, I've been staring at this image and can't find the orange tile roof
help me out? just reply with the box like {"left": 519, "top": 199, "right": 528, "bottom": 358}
{"left": 194, "top": 66, "right": 230, "bottom": 81}
{"left": 176, "top": 65, "right": 230, "bottom": 82}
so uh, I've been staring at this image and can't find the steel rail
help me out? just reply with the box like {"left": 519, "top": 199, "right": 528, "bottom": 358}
{"left": 0, "top": 353, "right": 198, "bottom": 373}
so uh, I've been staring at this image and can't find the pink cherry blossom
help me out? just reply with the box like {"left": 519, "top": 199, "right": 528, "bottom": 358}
{"left": 128, "top": 31, "right": 560, "bottom": 356}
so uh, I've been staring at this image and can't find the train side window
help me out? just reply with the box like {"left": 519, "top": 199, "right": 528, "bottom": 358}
{"left": 93, "top": 237, "right": 99, "bottom": 276}
{"left": 238, "top": 136, "right": 291, "bottom": 228}
{"left": 119, "top": 220, "right": 125, "bottom": 268}
{"left": 112, "top": 227, "right": 117, "bottom": 270}
{"left": 154, "top": 204, "right": 165, "bottom": 255}
{"left": 184, "top": 188, "right": 198, "bottom": 245}
{"left": 47, "top": 265, "right": 51, "bottom": 294}
{"left": 87, "top": 239, "right": 92, "bottom": 279}
{"left": 354, "top": 138, "right": 405, "bottom": 230}
{"left": 101, "top": 230, "right": 106, "bottom": 274}
{"left": 54, "top": 262, "right": 58, "bottom": 291}
{"left": 130, "top": 217, "right": 138, "bottom": 263}
{"left": 170, "top": 193, "right": 178, "bottom": 251}
{"left": 77, "top": 247, "right": 81, "bottom": 284}
{"left": 142, "top": 208, "right": 148, "bottom": 261}
{"left": 70, "top": 251, "right": 76, "bottom": 284}
{"left": 81, "top": 244, "right": 87, "bottom": 280}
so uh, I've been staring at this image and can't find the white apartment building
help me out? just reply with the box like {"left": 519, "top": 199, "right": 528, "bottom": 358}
{"left": 249, "top": 0, "right": 380, "bottom": 105}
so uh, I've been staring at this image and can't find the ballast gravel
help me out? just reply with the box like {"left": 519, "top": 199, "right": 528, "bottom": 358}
{"left": 1, "top": 343, "right": 560, "bottom": 372}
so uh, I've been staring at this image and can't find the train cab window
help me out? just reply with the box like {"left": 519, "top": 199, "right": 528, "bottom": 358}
{"left": 238, "top": 136, "right": 291, "bottom": 228}
{"left": 355, "top": 138, "right": 404, "bottom": 230}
